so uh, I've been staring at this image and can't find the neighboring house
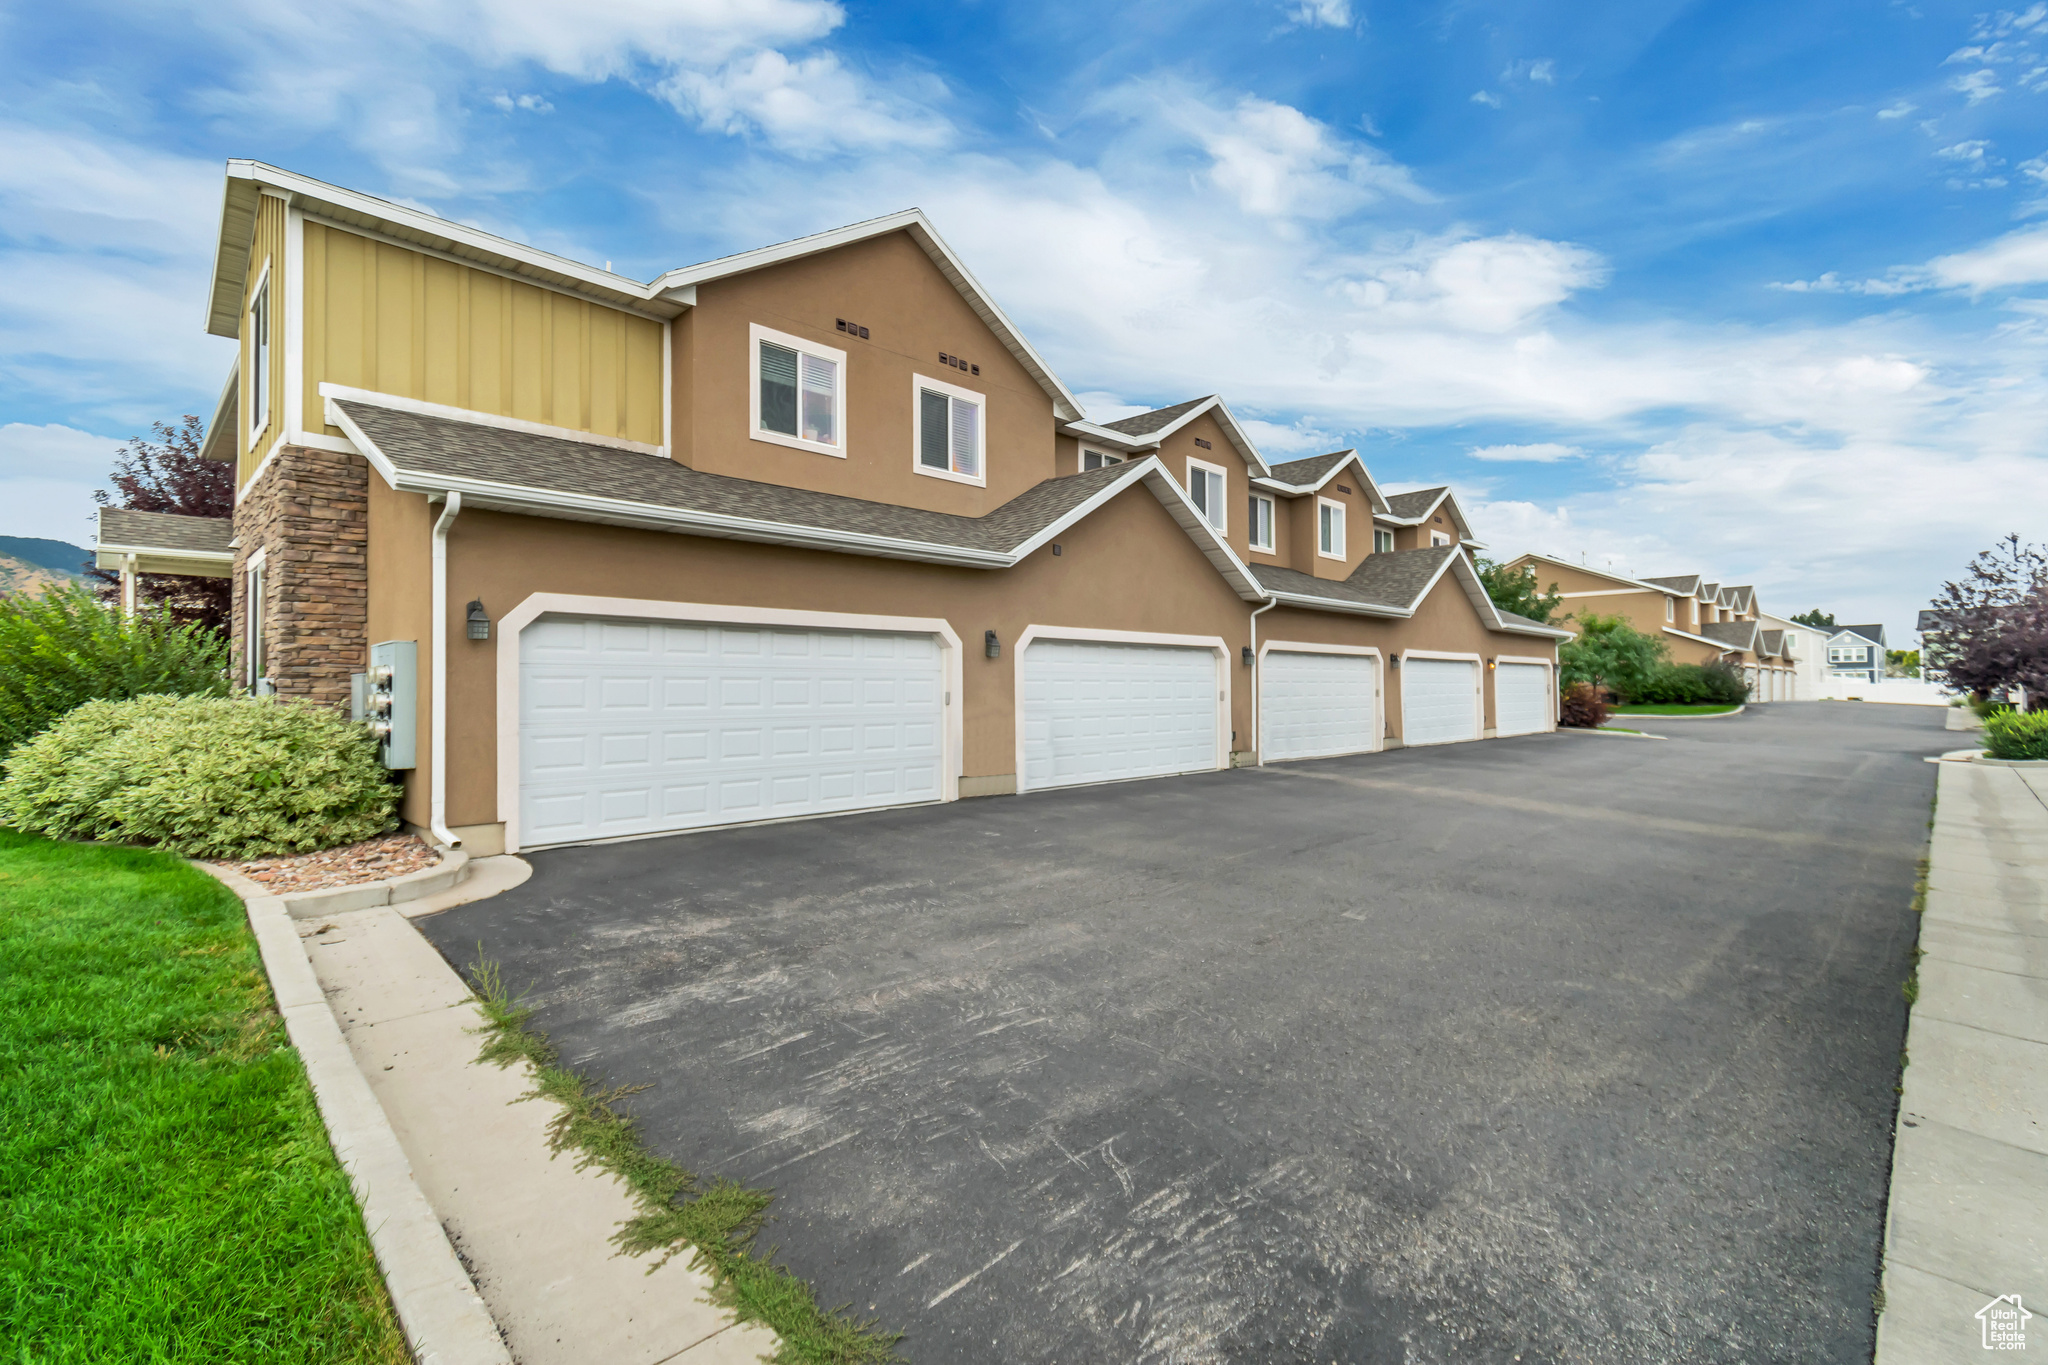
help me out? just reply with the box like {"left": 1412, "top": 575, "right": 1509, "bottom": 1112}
{"left": 123, "top": 162, "right": 1565, "bottom": 856}
{"left": 1501, "top": 557, "right": 1801, "bottom": 700}
{"left": 92, "top": 509, "right": 235, "bottom": 616}
{"left": 1824, "top": 625, "right": 1886, "bottom": 685}
{"left": 1756, "top": 612, "right": 1830, "bottom": 699}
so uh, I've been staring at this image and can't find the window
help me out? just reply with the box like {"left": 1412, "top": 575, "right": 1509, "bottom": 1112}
{"left": 1186, "top": 458, "right": 1226, "bottom": 532}
{"left": 1082, "top": 448, "right": 1123, "bottom": 471}
{"left": 913, "top": 374, "right": 985, "bottom": 485}
{"left": 1373, "top": 528, "right": 1395, "bottom": 554}
{"left": 1666, "top": 597, "right": 1675, "bottom": 622}
{"left": 244, "top": 552, "right": 267, "bottom": 688}
{"left": 750, "top": 324, "right": 846, "bottom": 457}
{"left": 1829, "top": 645, "right": 1868, "bottom": 664}
{"left": 1318, "top": 498, "right": 1346, "bottom": 559}
{"left": 1430, "top": 530, "right": 1451, "bottom": 547}
{"left": 248, "top": 273, "right": 271, "bottom": 441}
{"left": 1248, "top": 495, "right": 1275, "bottom": 551}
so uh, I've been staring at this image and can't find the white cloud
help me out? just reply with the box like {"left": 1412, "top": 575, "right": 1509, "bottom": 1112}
{"left": 1927, "top": 224, "right": 2048, "bottom": 289}
{"left": 490, "top": 92, "right": 555, "bottom": 112}
{"left": 1240, "top": 417, "right": 1346, "bottom": 456}
{"left": 1501, "top": 59, "right": 1556, "bottom": 85}
{"left": 1937, "top": 139, "right": 1996, "bottom": 166}
{"left": 0, "top": 424, "right": 125, "bottom": 543}
{"left": 1877, "top": 101, "right": 1916, "bottom": 119}
{"left": 1468, "top": 441, "right": 1582, "bottom": 462}
{"left": 660, "top": 50, "right": 949, "bottom": 153}
{"left": 1285, "top": 0, "right": 1352, "bottom": 29}
{"left": 1951, "top": 69, "right": 2002, "bottom": 102}
{"left": 1186, "top": 95, "right": 1425, "bottom": 218}
{"left": 1470, "top": 90, "right": 1503, "bottom": 109}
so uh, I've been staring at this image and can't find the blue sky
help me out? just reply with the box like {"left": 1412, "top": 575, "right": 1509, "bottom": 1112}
{"left": 4, "top": 0, "right": 2048, "bottom": 635}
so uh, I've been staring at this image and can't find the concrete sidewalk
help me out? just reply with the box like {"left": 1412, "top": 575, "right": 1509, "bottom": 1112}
{"left": 1875, "top": 762, "right": 2048, "bottom": 1361}
{"left": 298, "top": 869, "right": 778, "bottom": 1365}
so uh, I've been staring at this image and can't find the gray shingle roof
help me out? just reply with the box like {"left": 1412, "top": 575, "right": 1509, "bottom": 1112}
{"left": 1641, "top": 574, "right": 1700, "bottom": 595}
{"left": 335, "top": 400, "right": 1126, "bottom": 555}
{"left": 1383, "top": 487, "right": 1447, "bottom": 520}
{"left": 1840, "top": 624, "right": 1887, "bottom": 645}
{"left": 1700, "top": 619, "right": 1758, "bottom": 651}
{"left": 1917, "top": 610, "right": 1940, "bottom": 631}
{"left": 1494, "top": 607, "right": 1562, "bottom": 633}
{"left": 1265, "top": 452, "right": 1351, "bottom": 487}
{"left": 1759, "top": 628, "right": 1786, "bottom": 658}
{"left": 1252, "top": 546, "right": 1459, "bottom": 614}
{"left": 96, "top": 508, "right": 233, "bottom": 555}
{"left": 1099, "top": 397, "right": 1211, "bottom": 437}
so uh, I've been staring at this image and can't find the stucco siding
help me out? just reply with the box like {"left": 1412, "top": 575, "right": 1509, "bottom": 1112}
{"left": 302, "top": 221, "right": 664, "bottom": 448}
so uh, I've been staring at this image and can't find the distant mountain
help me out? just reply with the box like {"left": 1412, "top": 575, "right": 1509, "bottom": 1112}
{"left": 0, "top": 553, "right": 73, "bottom": 597}
{"left": 0, "top": 536, "right": 90, "bottom": 578}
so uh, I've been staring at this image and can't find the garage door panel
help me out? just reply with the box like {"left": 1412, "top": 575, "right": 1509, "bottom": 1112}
{"left": 1495, "top": 663, "right": 1550, "bottom": 738}
{"left": 1403, "top": 658, "right": 1480, "bottom": 746}
{"left": 1022, "top": 640, "right": 1218, "bottom": 791}
{"left": 521, "top": 617, "right": 944, "bottom": 845}
{"left": 1262, "top": 651, "right": 1377, "bottom": 762}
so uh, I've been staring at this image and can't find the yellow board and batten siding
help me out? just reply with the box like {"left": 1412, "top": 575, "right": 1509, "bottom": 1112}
{"left": 238, "top": 194, "right": 290, "bottom": 488}
{"left": 300, "top": 222, "right": 665, "bottom": 453}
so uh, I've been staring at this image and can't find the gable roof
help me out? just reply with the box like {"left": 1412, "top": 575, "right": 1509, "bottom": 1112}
{"left": 1381, "top": 485, "right": 1483, "bottom": 546}
{"left": 95, "top": 508, "right": 234, "bottom": 557}
{"left": 1759, "top": 629, "right": 1786, "bottom": 658}
{"left": 1250, "top": 547, "right": 1569, "bottom": 638}
{"left": 1640, "top": 574, "right": 1702, "bottom": 597}
{"left": 324, "top": 390, "right": 1264, "bottom": 598}
{"left": 1254, "top": 450, "right": 1392, "bottom": 513}
{"left": 1099, "top": 397, "right": 1211, "bottom": 437}
{"left": 1700, "top": 619, "right": 1759, "bottom": 653}
{"left": 208, "top": 165, "right": 1085, "bottom": 422}
{"left": 1068, "top": 395, "right": 1274, "bottom": 476}
{"left": 1835, "top": 624, "right": 1887, "bottom": 646}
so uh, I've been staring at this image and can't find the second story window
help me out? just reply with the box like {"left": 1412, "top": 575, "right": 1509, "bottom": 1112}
{"left": 1248, "top": 495, "right": 1274, "bottom": 551}
{"left": 914, "top": 374, "right": 985, "bottom": 485}
{"left": 751, "top": 324, "right": 845, "bottom": 457}
{"left": 1186, "top": 458, "right": 1226, "bottom": 532}
{"left": 1430, "top": 530, "right": 1451, "bottom": 547}
{"left": 1373, "top": 528, "right": 1394, "bottom": 554}
{"left": 248, "top": 272, "right": 271, "bottom": 442}
{"left": 1318, "top": 498, "right": 1346, "bottom": 559}
{"left": 1082, "top": 448, "right": 1122, "bottom": 471}
{"left": 1666, "top": 597, "right": 1675, "bottom": 621}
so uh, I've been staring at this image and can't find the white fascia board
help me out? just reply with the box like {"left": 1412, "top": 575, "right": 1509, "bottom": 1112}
{"left": 320, "top": 384, "right": 666, "bottom": 457}
{"left": 1202, "top": 398, "right": 1274, "bottom": 477}
{"left": 1663, "top": 625, "right": 1734, "bottom": 649}
{"left": 92, "top": 542, "right": 233, "bottom": 562}
{"left": 201, "top": 363, "right": 240, "bottom": 465}
{"left": 1494, "top": 615, "right": 1574, "bottom": 640}
{"left": 1261, "top": 589, "right": 1410, "bottom": 619}
{"left": 218, "top": 161, "right": 671, "bottom": 320}
{"left": 1061, "top": 421, "right": 1159, "bottom": 453}
{"left": 205, "top": 174, "right": 264, "bottom": 338}
{"left": 1513, "top": 551, "right": 1668, "bottom": 595}
{"left": 1256, "top": 451, "right": 1381, "bottom": 504}
{"left": 650, "top": 208, "right": 1086, "bottom": 423}
{"left": 1131, "top": 460, "right": 1266, "bottom": 601}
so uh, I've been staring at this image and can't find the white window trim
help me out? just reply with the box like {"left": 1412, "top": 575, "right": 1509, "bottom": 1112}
{"left": 1081, "top": 448, "right": 1122, "bottom": 471}
{"left": 911, "top": 372, "right": 988, "bottom": 488}
{"left": 247, "top": 261, "right": 272, "bottom": 448}
{"left": 1666, "top": 597, "right": 1675, "bottom": 621}
{"left": 1249, "top": 494, "right": 1276, "bottom": 553}
{"left": 1430, "top": 530, "right": 1452, "bottom": 547}
{"left": 243, "top": 546, "right": 268, "bottom": 688}
{"left": 1256, "top": 641, "right": 1383, "bottom": 762}
{"left": 1317, "top": 496, "right": 1347, "bottom": 560}
{"left": 749, "top": 322, "right": 847, "bottom": 459}
{"left": 1398, "top": 649, "right": 1485, "bottom": 747}
{"left": 1186, "top": 456, "right": 1228, "bottom": 534}
{"left": 1011, "top": 624, "right": 1231, "bottom": 792}
{"left": 494, "top": 593, "right": 965, "bottom": 853}
{"left": 1373, "top": 528, "right": 1395, "bottom": 554}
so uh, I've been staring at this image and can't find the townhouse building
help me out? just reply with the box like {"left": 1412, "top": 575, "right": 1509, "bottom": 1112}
{"left": 1505, "top": 555, "right": 1800, "bottom": 700}
{"left": 110, "top": 162, "right": 1564, "bottom": 856}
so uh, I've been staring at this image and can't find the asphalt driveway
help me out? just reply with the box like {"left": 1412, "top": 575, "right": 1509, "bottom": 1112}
{"left": 422, "top": 701, "right": 1949, "bottom": 1364}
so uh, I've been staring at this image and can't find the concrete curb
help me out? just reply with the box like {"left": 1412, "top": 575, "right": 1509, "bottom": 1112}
{"left": 199, "top": 861, "right": 512, "bottom": 1365}
{"left": 278, "top": 846, "right": 472, "bottom": 919}
{"left": 1607, "top": 703, "right": 1746, "bottom": 720}
{"left": 1556, "top": 727, "right": 1668, "bottom": 740}
{"left": 1973, "top": 754, "right": 2048, "bottom": 768}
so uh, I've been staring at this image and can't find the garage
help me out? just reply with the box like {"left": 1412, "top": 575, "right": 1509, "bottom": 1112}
{"left": 1021, "top": 639, "right": 1219, "bottom": 791}
{"left": 518, "top": 615, "right": 944, "bottom": 847}
{"left": 1494, "top": 662, "right": 1552, "bottom": 737}
{"left": 1400, "top": 656, "right": 1480, "bottom": 746}
{"left": 1260, "top": 649, "right": 1377, "bottom": 763}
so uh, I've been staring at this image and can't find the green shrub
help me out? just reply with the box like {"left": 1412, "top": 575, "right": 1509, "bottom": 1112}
{"left": 1624, "top": 661, "right": 1749, "bottom": 706}
{"left": 1560, "top": 613, "right": 1667, "bottom": 700}
{"left": 1984, "top": 709, "right": 2048, "bottom": 761}
{"left": 0, "top": 695, "right": 398, "bottom": 858}
{"left": 1559, "top": 681, "right": 1610, "bottom": 729}
{"left": 0, "top": 584, "right": 228, "bottom": 759}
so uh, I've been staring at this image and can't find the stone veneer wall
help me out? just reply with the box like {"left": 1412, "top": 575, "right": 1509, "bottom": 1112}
{"left": 230, "top": 446, "right": 370, "bottom": 709}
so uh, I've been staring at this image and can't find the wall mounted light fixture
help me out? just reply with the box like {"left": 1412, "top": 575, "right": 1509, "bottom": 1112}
{"left": 985, "top": 630, "right": 1001, "bottom": 659}
{"left": 466, "top": 600, "right": 490, "bottom": 641}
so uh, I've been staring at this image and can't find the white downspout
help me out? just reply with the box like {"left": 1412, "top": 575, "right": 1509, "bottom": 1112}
{"left": 429, "top": 492, "right": 462, "bottom": 849}
{"left": 1248, "top": 597, "right": 1277, "bottom": 764}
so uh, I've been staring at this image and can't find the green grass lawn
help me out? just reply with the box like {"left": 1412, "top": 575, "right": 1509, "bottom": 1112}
{"left": 1609, "top": 703, "right": 1742, "bottom": 715}
{"left": 0, "top": 828, "right": 408, "bottom": 1364}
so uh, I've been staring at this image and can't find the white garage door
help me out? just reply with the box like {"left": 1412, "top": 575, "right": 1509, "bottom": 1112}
{"left": 1401, "top": 657, "right": 1480, "bottom": 746}
{"left": 1261, "top": 650, "right": 1377, "bottom": 762}
{"left": 1495, "top": 663, "right": 1551, "bottom": 737}
{"left": 1022, "top": 640, "right": 1217, "bottom": 791}
{"left": 519, "top": 616, "right": 943, "bottom": 847}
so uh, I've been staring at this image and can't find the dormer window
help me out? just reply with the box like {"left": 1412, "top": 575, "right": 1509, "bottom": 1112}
{"left": 1186, "top": 458, "right": 1226, "bottom": 532}
{"left": 1374, "top": 528, "right": 1395, "bottom": 554}
{"left": 1318, "top": 498, "right": 1346, "bottom": 559}
{"left": 1082, "top": 449, "right": 1122, "bottom": 471}
{"left": 751, "top": 324, "right": 845, "bottom": 457}
{"left": 914, "top": 373, "right": 985, "bottom": 486}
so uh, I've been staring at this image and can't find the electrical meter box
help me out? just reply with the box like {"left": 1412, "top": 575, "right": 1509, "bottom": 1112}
{"left": 367, "top": 640, "right": 418, "bottom": 770}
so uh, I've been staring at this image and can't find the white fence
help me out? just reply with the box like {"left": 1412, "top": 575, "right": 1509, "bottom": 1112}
{"left": 1808, "top": 678, "right": 1955, "bottom": 707}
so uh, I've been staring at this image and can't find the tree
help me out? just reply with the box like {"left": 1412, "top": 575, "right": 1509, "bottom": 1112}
{"left": 1886, "top": 649, "right": 1921, "bottom": 678}
{"left": 1790, "top": 608, "right": 1837, "bottom": 629}
{"left": 1923, "top": 534, "right": 2048, "bottom": 707}
{"left": 1559, "top": 612, "right": 1668, "bottom": 700}
{"left": 1475, "top": 557, "right": 1562, "bottom": 625}
{"left": 88, "top": 415, "right": 233, "bottom": 634}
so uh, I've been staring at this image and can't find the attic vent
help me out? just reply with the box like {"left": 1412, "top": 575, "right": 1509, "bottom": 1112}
{"left": 1336, "top": 484, "right": 1352, "bottom": 494}
{"left": 1193, "top": 438, "right": 1213, "bottom": 450}
{"left": 836, "top": 319, "right": 871, "bottom": 339}
{"left": 938, "top": 352, "right": 980, "bottom": 376}
{"left": 1432, "top": 516, "right": 1443, "bottom": 524}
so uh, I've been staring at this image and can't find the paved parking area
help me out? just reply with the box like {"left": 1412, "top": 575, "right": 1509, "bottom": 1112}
{"left": 422, "top": 702, "right": 1948, "bottom": 1363}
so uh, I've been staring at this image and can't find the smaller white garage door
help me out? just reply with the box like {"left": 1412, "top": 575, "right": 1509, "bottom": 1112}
{"left": 1262, "top": 650, "right": 1377, "bottom": 762}
{"left": 1022, "top": 640, "right": 1218, "bottom": 791}
{"left": 1495, "top": 663, "right": 1551, "bottom": 737}
{"left": 1402, "top": 657, "right": 1480, "bottom": 746}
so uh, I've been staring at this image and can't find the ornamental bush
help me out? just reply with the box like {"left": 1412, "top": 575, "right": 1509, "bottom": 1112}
{"left": 1629, "top": 661, "right": 1748, "bottom": 705}
{"left": 1559, "top": 681, "right": 1609, "bottom": 729}
{"left": 1984, "top": 709, "right": 2048, "bottom": 761}
{"left": 0, "top": 584, "right": 228, "bottom": 759}
{"left": 0, "top": 694, "right": 398, "bottom": 858}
